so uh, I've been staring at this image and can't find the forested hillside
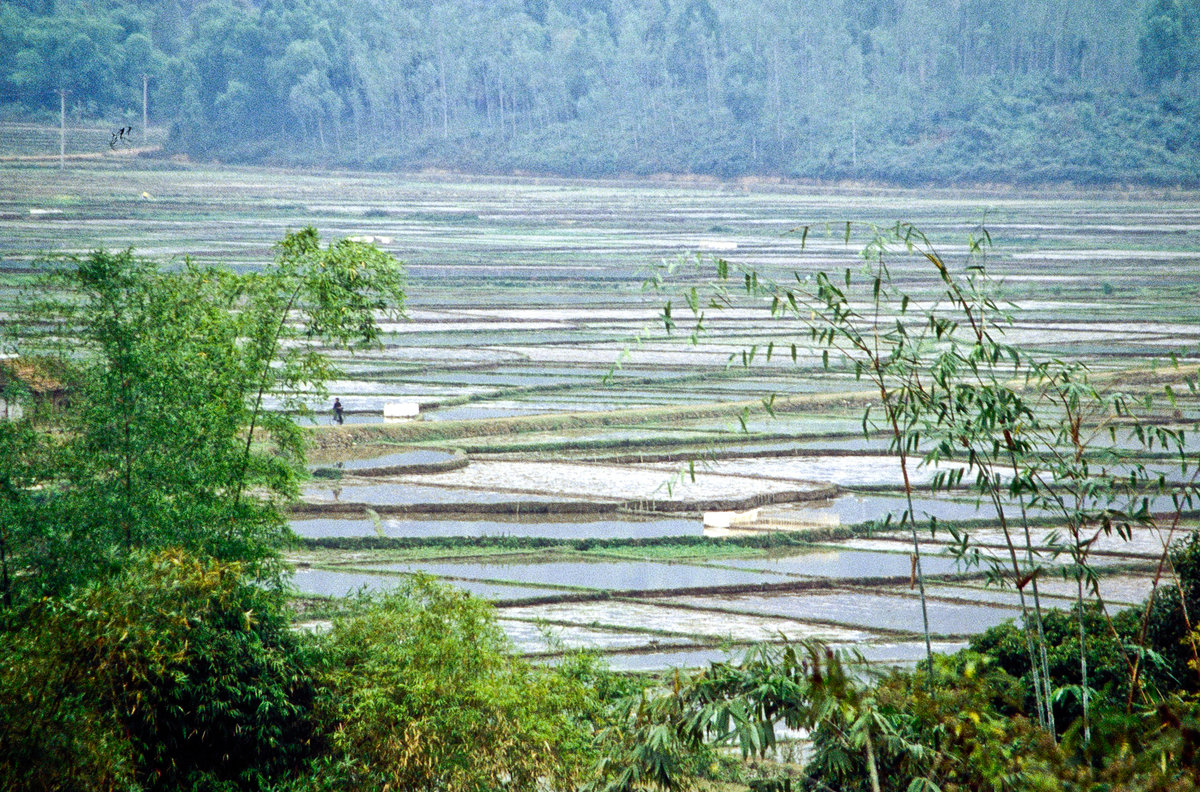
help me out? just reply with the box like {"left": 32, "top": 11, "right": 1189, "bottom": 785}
{"left": 3, "top": 0, "right": 1199, "bottom": 184}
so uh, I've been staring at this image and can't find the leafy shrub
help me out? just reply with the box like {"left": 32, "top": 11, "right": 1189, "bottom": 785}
{"left": 300, "top": 576, "right": 598, "bottom": 791}
{"left": 969, "top": 531, "right": 1200, "bottom": 725}
{"left": 803, "top": 652, "right": 1073, "bottom": 792}
{"left": 1145, "top": 532, "right": 1200, "bottom": 693}
{"left": 0, "top": 550, "right": 316, "bottom": 792}
{"left": 970, "top": 605, "right": 1145, "bottom": 726}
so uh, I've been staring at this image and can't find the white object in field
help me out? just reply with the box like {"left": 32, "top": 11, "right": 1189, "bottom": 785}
{"left": 702, "top": 508, "right": 760, "bottom": 529}
{"left": 383, "top": 402, "right": 420, "bottom": 420}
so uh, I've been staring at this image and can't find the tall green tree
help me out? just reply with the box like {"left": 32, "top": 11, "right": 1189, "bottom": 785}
{"left": 1138, "top": 0, "right": 1198, "bottom": 87}
{"left": 8, "top": 228, "right": 404, "bottom": 600}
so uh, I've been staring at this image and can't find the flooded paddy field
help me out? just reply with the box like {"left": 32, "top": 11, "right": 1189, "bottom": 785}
{"left": 909, "top": 524, "right": 1195, "bottom": 558}
{"left": 665, "top": 590, "right": 1023, "bottom": 637}
{"left": 831, "top": 524, "right": 1196, "bottom": 561}
{"left": 730, "top": 494, "right": 1025, "bottom": 530}
{"left": 290, "top": 567, "right": 575, "bottom": 602}
{"left": 743, "top": 493, "right": 1200, "bottom": 534}
{"left": 643, "top": 455, "right": 970, "bottom": 488}
{"left": 499, "top": 600, "right": 879, "bottom": 645}
{"left": 296, "top": 460, "right": 838, "bottom": 514}
{"left": 5, "top": 163, "right": 1199, "bottom": 376}
{"left": 709, "top": 547, "right": 970, "bottom": 578}
{"left": 922, "top": 576, "right": 1160, "bottom": 608}
{"left": 317, "top": 447, "right": 463, "bottom": 471}
{"left": 285, "top": 451, "right": 1171, "bottom": 669}
{"left": 289, "top": 527, "right": 1161, "bottom": 670}
{"left": 350, "top": 558, "right": 796, "bottom": 591}
{"left": 290, "top": 514, "right": 704, "bottom": 540}
{"left": 4, "top": 150, "right": 1198, "bottom": 673}
{"left": 300, "top": 480, "right": 604, "bottom": 506}
{"left": 499, "top": 619, "right": 699, "bottom": 654}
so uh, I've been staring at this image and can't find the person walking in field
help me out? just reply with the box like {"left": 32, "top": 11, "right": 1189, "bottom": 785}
{"left": 333, "top": 398, "right": 344, "bottom": 425}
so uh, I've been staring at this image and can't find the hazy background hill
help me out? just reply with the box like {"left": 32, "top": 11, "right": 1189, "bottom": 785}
{"left": 3, "top": 0, "right": 1198, "bottom": 184}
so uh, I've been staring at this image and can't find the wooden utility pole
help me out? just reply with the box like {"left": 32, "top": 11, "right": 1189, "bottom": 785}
{"left": 142, "top": 74, "right": 149, "bottom": 143}
{"left": 851, "top": 116, "right": 857, "bottom": 169}
{"left": 59, "top": 88, "right": 67, "bottom": 170}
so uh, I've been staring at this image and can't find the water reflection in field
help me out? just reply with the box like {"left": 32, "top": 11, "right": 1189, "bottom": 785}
{"left": 667, "top": 591, "right": 1021, "bottom": 636}
{"left": 499, "top": 620, "right": 700, "bottom": 653}
{"left": 362, "top": 559, "right": 789, "bottom": 590}
{"left": 290, "top": 514, "right": 704, "bottom": 540}
{"left": 291, "top": 568, "right": 572, "bottom": 601}
{"left": 332, "top": 448, "right": 461, "bottom": 470}
{"left": 301, "top": 482, "right": 592, "bottom": 505}
{"left": 716, "top": 548, "right": 966, "bottom": 578}
{"left": 499, "top": 600, "right": 876, "bottom": 643}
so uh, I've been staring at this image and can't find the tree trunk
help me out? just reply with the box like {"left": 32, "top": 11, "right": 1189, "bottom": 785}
{"left": 863, "top": 727, "right": 882, "bottom": 792}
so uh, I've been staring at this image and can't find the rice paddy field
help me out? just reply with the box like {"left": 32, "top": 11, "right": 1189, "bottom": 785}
{"left": 3, "top": 123, "right": 1199, "bottom": 672}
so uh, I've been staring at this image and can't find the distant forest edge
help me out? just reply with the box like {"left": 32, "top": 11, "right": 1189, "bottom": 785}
{"left": 3, "top": 0, "right": 1200, "bottom": 185}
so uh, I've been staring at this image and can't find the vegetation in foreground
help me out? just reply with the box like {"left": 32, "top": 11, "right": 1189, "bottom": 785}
{"left": 1, "top": 227, "right": 1198, "bottom": 790}
{"left": 0, "top": 552, "right": 601, "bottom": 791}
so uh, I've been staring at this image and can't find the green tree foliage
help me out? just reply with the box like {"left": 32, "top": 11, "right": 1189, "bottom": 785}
{"left": 3, "top": 0, "right": 1199, "bottom": 184}
{"left": 51, "top": 250, "right": 287, "bottom": 574}
{"left": 1136, "top": 530, "right": 1200, "bottom": 694}
{"left": 804, "top": 653, "right": 1074, "bottom": 792}
{"left": 593, "top": 643, "right": 1070, "bottom": 792}
{"left": 3, "top": 228, "right": 404, "bottom": 603}
{"left": 0, "top": 420, "right": 44, "bottom": 616}
{"left": 0, "top": 550, "right": 317, "bottom": 792}
{"left": 299, "top": 577, "right": 599, "bottom": 791}
{"left": 1144, "top": 583, "right": 1199, "bottom": 694}
{"left": 588, "top": 617, "right": 1200, "bottom": 790}
{"left": 1138, "top": 0, "right": 1200, "bottom": 87}
{"left": 970, "top": 600, "right": 1200, "bottom": 786}
{"left": 0, "top": 559, "right": 604, "bottom": 791}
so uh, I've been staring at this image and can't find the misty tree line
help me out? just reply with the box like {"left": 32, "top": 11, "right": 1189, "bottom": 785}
{"left": 2, "top": 0, "right": 1199, "bottom": 183}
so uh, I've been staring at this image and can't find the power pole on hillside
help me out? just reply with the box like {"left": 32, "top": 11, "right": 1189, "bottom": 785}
{"left": 851, "top": 117, "right": 857, "bottom": 169}
{"left": 59, "top": 88, "right": 67, "bottom": 170}
{"left": 142, "top": 74, "right": 149, "bottom": 144}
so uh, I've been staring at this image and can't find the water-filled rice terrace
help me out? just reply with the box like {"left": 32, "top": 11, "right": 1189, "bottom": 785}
{"left": 288, "top": 437, "right": 1190, "bottom": 671}
{"left": 3, "top": 139, "right": 1198, "bottom": 671}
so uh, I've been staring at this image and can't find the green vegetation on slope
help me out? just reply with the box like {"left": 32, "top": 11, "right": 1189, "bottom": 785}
{"left": 3, "top": 0, "right": 1200, "bottom": 184}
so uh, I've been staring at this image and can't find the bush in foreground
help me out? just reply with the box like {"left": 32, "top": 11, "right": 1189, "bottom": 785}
{"left": 298, "top": 577, "right": 599, "bottom": 791}
{"left": 0, "top": 550, "right": 315, "bottom": 791}
{"left": 0, "top": 555, "right": 605, "bottom": 792}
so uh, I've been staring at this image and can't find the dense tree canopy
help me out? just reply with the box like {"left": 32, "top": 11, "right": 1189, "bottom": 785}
{"left": 0, "top": 229, "right": 406, "bottom": 605}
{"left": 3, "top": 0, "right": 1199, "bottom": 184}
